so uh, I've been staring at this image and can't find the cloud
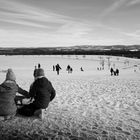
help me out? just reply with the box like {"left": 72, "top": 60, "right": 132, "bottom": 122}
{"left": 0, "top": 18, "right": 50, "bottom": 29}
{"left": 0, "top": 28, "right": 95, "bottom": 47}
{"left": 56, "top": 22, "right": 92, "bottom": 38}
{"left": 127, "top": 0, "right": 140, "bottom": 6}
{"left": 101, "top": 0, "right": 140, "bottom": 17}
{"left": 0, "top": 0, "right": 97, "bottom": 46}
{"left": 0, "top": 0, "right": 140, "bottom": 47}
{"left": 0, "top": 0, "right": 94, "bottom": 47}
{"left": 123, "top": 30, "right": 140, "bottom": 38}
{"left": 0, "top": 0, "right": 95, "bottom": 35}
{"left": 135, "top": 30, "right": 140, "bottom": 35}
{"left": 94, "top": 22, "right": 140, "bottom": 40}
{"left": 0, "top": 0, "right": 75, "bottom": 30}
{"left": 101, "top": 0, "right": 129, "bottom": 16}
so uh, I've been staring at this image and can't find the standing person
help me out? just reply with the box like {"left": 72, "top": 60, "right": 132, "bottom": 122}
{"left": 110, "top": 67, "right": 114, "bottom": 76}
{"left": 116, "top": 68, "right": 119, "bottom": 76}
{"left": 0, "top": 69, "right": 29, "bottom": 120}
{"left": 17, "top": 68, "right": 56, "bottom": 118}
{"left": 55, "top": 64, "right": 61, "bottom": 75}
{"left": 38, "top": 63, "right": 41, "bottom": 69}
{"left": 80, "top": 67, "right": 84, "bottom": 71}
{"left": 66, "top": 65, "right": 71, "bottom": 73}
{"left": 53, "top": 65, "right": 55, "bottom": 71}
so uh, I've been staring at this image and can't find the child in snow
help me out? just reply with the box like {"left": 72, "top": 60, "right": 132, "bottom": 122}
{"left": 17, "top": 68, "right": 56, "bottom": 118}
{"left": 0, "top": 69, "right": 29, "bottom": 120}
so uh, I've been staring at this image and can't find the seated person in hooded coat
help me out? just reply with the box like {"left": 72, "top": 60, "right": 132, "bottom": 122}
{"left": 0, "top": 69, "right": 29, "bottom": 120}
{"left": 17, "top": 68, "right": 56, "bottom": 117}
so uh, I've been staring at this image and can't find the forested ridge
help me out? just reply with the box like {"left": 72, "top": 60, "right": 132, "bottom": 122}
{"left": 0, "top": 45, "right": 140, "bottom": 58}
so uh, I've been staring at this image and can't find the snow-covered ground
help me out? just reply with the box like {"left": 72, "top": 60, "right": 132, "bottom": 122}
{"left": 0, "top": 55, "right": 139, "bottom": 80}
{"left": 0, "top": 55, "right": 140, "bottom": 140}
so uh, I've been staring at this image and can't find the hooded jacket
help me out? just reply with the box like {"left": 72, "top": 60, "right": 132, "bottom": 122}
{"left": 0, "top": 80, "right": 17, "bottom": 116}
{"left": 29, "top": 77, "right": 56, "bottom": 109}
{"left": 0, "top": 80, "right": 29, "bottom": 116}
{"left": 0, "top": 68, "right": 29, "bottom": 116}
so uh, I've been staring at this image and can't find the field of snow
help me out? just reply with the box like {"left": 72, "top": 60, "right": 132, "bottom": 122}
{"left": 0, "top": 55, "right": 140, "bottom": 140}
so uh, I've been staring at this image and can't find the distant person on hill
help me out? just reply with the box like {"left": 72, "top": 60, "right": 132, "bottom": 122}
{"left": 0, "top": 69, "right": 29, "bottom": 121}
{"left": 115, "top": 68, "right": 119, "bottom": 76}
{"left": 80, "top": 67, "right": 84, "bottom": 71}
{"left": 66, "top": 65, "right": 71, "bottom": 73}
{"left": 53, "top": 65, "right": 55, "bottom": 71}
{"left": 17, "top": 68, "right": 56, "bottom": 118}
{"left": 55, "top": 64, "right": 61, "bottom": 75}
{"left": 110, "top": 67, "right": 114, "bottom": 76}
{"left": 38, "top": 63, "right": 41, "bottom": 69}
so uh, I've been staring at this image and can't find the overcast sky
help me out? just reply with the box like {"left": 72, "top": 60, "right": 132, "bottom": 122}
{"left": 0, "top": 0, "right": 140, "bottom": 47}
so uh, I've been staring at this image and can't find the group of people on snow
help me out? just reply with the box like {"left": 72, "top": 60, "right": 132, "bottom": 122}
{"left": 53, "top": 64, "right": 84, "bottom": 75}
{"left": 0, "top": 64, "right": 56, "bottom": 120}
{"left": 0, "top": 62, "right": 121, "bottom": 121}
{"left": 53, "top": 64, "right": 62, "bottom": 75}
{"left": 66, "top": 65, "right": 73, "bottom": 73}
{"left": 110, "top": 67, "right": 119, "bottom": 76}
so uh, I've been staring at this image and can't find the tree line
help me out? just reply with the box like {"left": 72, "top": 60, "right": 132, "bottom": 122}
{"left": 0, "top": 48, "right": 140, "bottom": 59}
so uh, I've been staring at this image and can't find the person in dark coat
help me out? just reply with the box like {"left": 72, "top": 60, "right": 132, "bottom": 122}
{"left": 38, "top": 63, "right": 41, "bottom": 68}
{"left": 110, "top": 67, "right": 114, "bottom": 76}
{"left": 80, "top": 67, "right": 84, "bottom": 71}
{"left": 66, "top": 65, "right": 71, "bottom": 73}
{"left": 115, "top": 68, "right": 119, "bottom": 76}
{"left": 55, "top": 64, "right": 61, "bottom": 75}
{"left": 0, "top": 69, "right": 29, "bottom": 120}
{"left": 53, "top": 65, "right": 55, "bottom": 71}
{"left": 17, "top": 68, "right": 56, "bottom": 117}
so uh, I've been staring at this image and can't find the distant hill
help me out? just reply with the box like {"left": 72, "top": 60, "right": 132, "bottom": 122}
{"left": 68, "top": 45, "right": 140, "bottom": 51}
{"left": 0, "top": 45, "right": 140, "bottom": 58}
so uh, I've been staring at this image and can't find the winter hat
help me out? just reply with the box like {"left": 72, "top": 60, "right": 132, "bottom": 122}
{"left": 35, "top": 68, "right": 45, "bottom": 77}
{"left": 6, "top": 68, "right": 16, "bottom": 81}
